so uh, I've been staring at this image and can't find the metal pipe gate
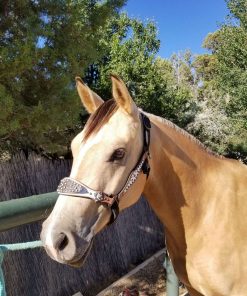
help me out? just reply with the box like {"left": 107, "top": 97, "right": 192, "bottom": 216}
{"left": 0, "top": 192, "right": 180, "bottom": 296}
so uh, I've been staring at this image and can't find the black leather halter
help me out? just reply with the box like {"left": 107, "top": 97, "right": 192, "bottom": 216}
{"left": 57, "top": 113, "right": 151, "bottom": 224}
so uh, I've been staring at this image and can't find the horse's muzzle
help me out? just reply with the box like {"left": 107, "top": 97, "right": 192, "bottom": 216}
{"left": 40, "top": 222, "right": 92, "bottom": 266}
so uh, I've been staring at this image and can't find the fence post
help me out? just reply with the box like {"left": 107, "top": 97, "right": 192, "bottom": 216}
{"left": 0, "top": 249, "right": 6, "bottom": 296}
{"left": 164, "top": 251, "right": 179, "bottom": 296}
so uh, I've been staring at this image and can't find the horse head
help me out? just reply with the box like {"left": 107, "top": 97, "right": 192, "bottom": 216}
{"left": 40, "top": 75, "right": 150, "bottom": 266}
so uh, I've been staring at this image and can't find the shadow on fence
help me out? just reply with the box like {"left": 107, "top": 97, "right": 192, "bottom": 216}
{"left": 0, "top": 152, "right": 164, "bottom": 296}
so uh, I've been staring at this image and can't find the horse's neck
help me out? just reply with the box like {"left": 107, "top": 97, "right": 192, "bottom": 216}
{"left": 143, "top": 114, "right": 221, "bottom": 249}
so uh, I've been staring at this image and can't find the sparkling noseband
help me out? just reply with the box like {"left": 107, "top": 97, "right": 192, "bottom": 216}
{"left": 57, "top": 151, "right": 149, "bottom": 206}
{"left": 57, "top": 113, "right": 151, "bottom": 224}
{"left": 57, "top": 178, "right": 105, "bottom": 202}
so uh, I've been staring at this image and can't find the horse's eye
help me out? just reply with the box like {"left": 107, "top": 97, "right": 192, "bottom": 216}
{"left": 109, "top": 148, "right": 125, "bottom": 162}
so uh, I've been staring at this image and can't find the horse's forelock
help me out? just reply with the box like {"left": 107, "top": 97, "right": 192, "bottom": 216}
{"left": 83, "top": 99, "right": 118, "bottom": 142}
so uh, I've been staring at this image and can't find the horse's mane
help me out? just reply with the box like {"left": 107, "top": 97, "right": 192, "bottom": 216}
{"left": 144, "top": 112, "right": 222, "bottom": 159}
{"left": 83, "top": 99, "right": 118, "bottom": 142}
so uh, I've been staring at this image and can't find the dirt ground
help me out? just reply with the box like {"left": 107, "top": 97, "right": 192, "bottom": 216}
{"left": 97, "top": 250, "right": 188, "bottom": 296}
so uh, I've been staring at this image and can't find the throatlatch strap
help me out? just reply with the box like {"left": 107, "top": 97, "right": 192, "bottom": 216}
{"left": 108, "top": 200, "right": 119, "bottom": 225}
{"left": 140, "top": 113, "right": 151, "bottom": 177}
{"left": 141, "top": 113, "right": 151, "bottom": 153}
{"left": 142, "top": 159, "right": 150, "bottom": 177}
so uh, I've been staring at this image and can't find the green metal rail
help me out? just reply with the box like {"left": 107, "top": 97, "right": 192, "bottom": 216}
{"left": 0, "top": 241, "right": 43, "bottom": 296}
{"left": 0, "top": 192, "right": 58, "bottom": 231}
{"left": 0, "top": 191, "right": 180, "bottom": 296}
{"left": 0, "top": 192, "right": 58, "bottom": 296}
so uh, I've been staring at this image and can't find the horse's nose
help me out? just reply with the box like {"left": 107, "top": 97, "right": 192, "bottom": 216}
{"left": 54, "top": 231, "right": 78, "bottom": 262}
{"left": 41, "top": 227, "right": 83, "bottom": 263}
{"left": 55, "top": 232, "right": 69, "bottom": 252}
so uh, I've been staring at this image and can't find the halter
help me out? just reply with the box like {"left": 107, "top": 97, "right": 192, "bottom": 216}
{"left": 57, "top": 113, "right": 151, "bottom": 224}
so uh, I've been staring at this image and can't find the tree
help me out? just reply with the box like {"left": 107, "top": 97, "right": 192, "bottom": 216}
{"left": 200, "top": 0, "right": 247, "bottom": 161}
{"left": 188, "top": 0, "right": 247, "bottom": 162}
{"left": 227, "top": 0, "right": 247, "bottom": 29}
{"left": 0, "top": 0, "right": 125, "bottom": 155}
{"left": 193, "top": 54, "right": 218, "bottom": 84}
{"left": 86, "top": 14, "right": 195, "bottom": 127}
{"left": 170, "top": 50, "right": 194, "bottom": 87}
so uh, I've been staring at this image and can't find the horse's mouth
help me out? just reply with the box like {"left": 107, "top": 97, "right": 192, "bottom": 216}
{"left": 68, "top": 239, "right": 94, "bottom": 268}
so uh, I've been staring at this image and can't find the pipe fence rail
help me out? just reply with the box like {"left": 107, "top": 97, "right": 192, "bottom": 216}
{"left": 0, "top": 241, "right": 43, "bottom": 296}
{"left": 0, "top": 192, "right": 179, "bottom": 296}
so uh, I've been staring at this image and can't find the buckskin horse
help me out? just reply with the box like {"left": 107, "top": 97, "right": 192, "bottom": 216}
{"left": 41, "top": 75, "right": 247, "bottom": 296}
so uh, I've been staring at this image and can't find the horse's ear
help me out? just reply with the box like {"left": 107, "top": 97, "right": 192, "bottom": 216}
{"left": 75, "top": 77, "right": 104, "bottom": 114}
{"left": 111, "top": 74, "right": 138, "bottom": 118}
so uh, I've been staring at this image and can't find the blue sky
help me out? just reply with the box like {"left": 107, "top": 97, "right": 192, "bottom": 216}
{"left": 122, "top": 0, "right": 229, "bottom": 58}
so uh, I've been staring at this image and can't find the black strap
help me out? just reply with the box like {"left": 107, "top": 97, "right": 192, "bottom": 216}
{"left": 142, "top": 158, "right": 150, "bottom": 177}
{"left": 108, "top": 113, "right": 151, "bottom": 225}
{"left": 141, "top": 113, "right": 151, "bottom": 153}
{"left": 108, "top": 200, "right": 119, "bottom": 225}
{"left": 141, "top": 113, "right": 151, "bottom": 177}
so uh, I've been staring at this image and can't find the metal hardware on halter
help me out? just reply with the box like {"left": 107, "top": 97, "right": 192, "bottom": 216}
{"left": 57, "top": 113, "right": 151, "bottom": 224}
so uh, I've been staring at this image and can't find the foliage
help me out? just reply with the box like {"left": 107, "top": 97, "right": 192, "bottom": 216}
{"left": 187, "top": 99, "right": 231, "bottom": 154}
{"left": 0, "top": 0, "right": 125, "bottom": 155}
{"left": 203, "top": 26, "right": 247, "bottom": 113}
{"left": 87, "top": 13, "right": 161, "bottom": 108}
{"left": 227, "top": 0, "right": 247, "bottom": 28}
{"left": 198, "top": 0, "right": 247, "bottom": 160}
{"left": 86, "top": 16, "right": 195, "bottom": 127}
{"left": 0, "top": 0, "right": 246, "bottom": 162}
{"left": 193, "top": 54, "right": 218, "bottom": 84}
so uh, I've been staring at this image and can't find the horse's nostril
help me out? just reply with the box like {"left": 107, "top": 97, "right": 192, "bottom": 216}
{"left": 57, "top": 233, "right": 69, "bottom": 251}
